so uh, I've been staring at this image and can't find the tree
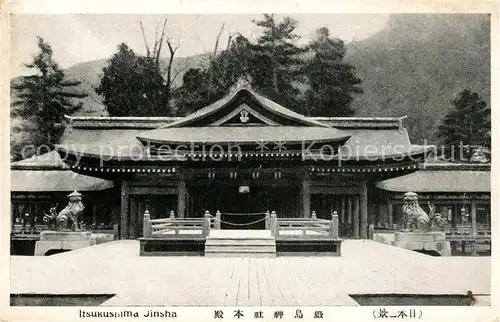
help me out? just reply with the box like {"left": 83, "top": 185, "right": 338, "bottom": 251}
{"left": 174, "top": 15, "right": 307, "bottom": 115}
{"left": 303, "top": 27, "right": 362, "bottom": 116}
{"left": 172, "top": 68, "right": 210, "bottom": 116}
{"left": 173, "top": 33, "right": 256, "bottom": 115}
{"left": 11, "top": 37, "right": 87, "bottom": 155}
{"left": 96, "top": 17, "right": 178, "bottom": 117}
{"left": 251, "top": 14, "right": 305, "bottom": 109}
{"left": 437, "top": 89, "right": 490, "bottom": 160}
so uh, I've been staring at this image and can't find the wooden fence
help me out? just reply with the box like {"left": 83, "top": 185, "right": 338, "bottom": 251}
{"left": 142, "top": 209, "right": 340, "bottom": 240}
{"left": 444, "top": 225, "right": 491, "bottom": 242}
{"left": 143, "top": 210, "right": 214, "bottom": 239}
{"left": 268, "top": 210, "right": 339, "bottom": 240}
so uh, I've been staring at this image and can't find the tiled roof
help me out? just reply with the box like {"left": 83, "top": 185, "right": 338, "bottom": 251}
{"left": 11, "top": 151, "right": 115, "bottom": 192}
{"left": 136, "top": 126, "right": 350, "bottom": 145}
{"left": 11, "top": 170, "right": 114, "bottom": 192}
{"left": 57, "top": 127, "right": 148, "bottom": 160}
{"left": 56, "top": 88, "right": 423, "bottom": 161}
{"left": 312, "top": 116, "right": 407, "bottom": 129}
{"left": 65, "top": 115, "right": 180, "bottom": 129}
{"left": 376, "top": 166, "right": 491, "bottom": 193}
{"left": 11, "top": 151, "right": 69, "bottom": 170}
{"left": 56, "top": 117, "right": 425, "bottom": 161}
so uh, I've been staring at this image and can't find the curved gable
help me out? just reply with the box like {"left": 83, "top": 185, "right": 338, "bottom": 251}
{"left": 164, "top": 88, "right": 330, "bottom": 128}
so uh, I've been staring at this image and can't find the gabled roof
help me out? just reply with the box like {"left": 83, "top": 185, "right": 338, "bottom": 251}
{"left": 56, "top": 114, "right": 425, "bottom": 161}
{"left": 55, "top": 87, "right": 425, "bottom": 162}
{"left": 162, "top": 87, "right": 329, "bottom": 128}
{"left": 136, "top": 86, "right": 354, "bottom": 147}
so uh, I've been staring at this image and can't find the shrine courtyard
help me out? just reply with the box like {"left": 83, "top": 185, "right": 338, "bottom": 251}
{"left": 10, "top": 239, "right": 490, "bottom": 306}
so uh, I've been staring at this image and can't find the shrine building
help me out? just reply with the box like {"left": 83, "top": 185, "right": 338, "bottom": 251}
{"left": 53, "top": 83, "right": 434, "bottom": 240}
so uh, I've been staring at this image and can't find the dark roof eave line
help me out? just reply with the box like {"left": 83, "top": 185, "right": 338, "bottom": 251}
{"left": 135, "top": 135, "right": 352, "bottom": 146}
{"left": 10, "top": 166, "right": 69, "bottom": 171}
{"left": 376, "top": 188, "right": 491, "bottom": 193}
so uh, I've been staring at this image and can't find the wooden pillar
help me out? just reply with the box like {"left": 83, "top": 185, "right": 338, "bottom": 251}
{"left": 120, "top": 181, "right": 129, "bottom": 239}
{"left": 177, "top": 180, "right": 186, "bottom": 218}
{"left": 452, "top": 203, "right": 460, "bottom": 252}
{"left": 387, "top": 199, "right": 394, "bottom": 228}
{"left": 340, "top": 197, "right": 346, "bottom": 224}
{"left": 471, "top": 201, "right": 477, "bottom": 256}
{"left": 376, "top": 203, "right": 383, "bottom": 228}
{"left": 129, "top": 197, "right": 138, "bottom": 238}
{"left": 486, "top": 203, "right": 490, "bottom": 226}
{"left": 360, "top": 180, "right": 368, "bottom": 238}
{"left": 92, "top": 200, "right": 98, "bottom": 228}
{"left": 215, "top": 210, "right": 221, "bottom": 229}
{"left": 451, "top": 204, "right": 457, "bottom": 228}
{"left": 347, "top": 197, "right": 352, "bottom": 224}
{"left": 11, "top": 202, "right": 15, "bottom": 235}
{"left": 270, "top": 211, "right": 277, "bottom": 236}
{"left": 330, "top": 211, "right": 339, "bottom": 239}
{"left": 353, "top": 195, "right": 360, "bottom": 238}
{"left": 203, "top": 210, "right": 211, "bottom": 237}
{"left": 301, "top": 178, "right": 311, "bottom": 218}
{"left": 143, "top": 210, "right": 152, "bottom": 237}
{"left": 185, "top": 186, "right": 190, "bottom": 218}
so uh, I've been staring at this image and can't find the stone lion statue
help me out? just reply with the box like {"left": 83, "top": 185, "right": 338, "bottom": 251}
{"left": 57, "top": 191, "right": 85, "bottom": 231}
{"left": 401, "top": 192, "right": 447, "bottom": 232}
{"left": 402, "top": 192, "right": 430, "bottom": 231}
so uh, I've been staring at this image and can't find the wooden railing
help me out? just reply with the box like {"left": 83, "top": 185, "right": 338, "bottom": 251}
{"left": 142, "top": 209, "right": 340, "bottom": 240}
{"left": 12, "top": 224, "right": 48, "bottom": 235}
{"left": 143, "top": 210, "right": 213, "bottom": 239}
{"left": 269, "top": 210, "right": 339, "bottom": 240}
{"left": 444, "top": 227, "right": 491, "bottom": 241}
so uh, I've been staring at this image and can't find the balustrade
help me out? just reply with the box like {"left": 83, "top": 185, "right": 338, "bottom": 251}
{"left": 142, "top": 208, "right": 341, "bottom": 241}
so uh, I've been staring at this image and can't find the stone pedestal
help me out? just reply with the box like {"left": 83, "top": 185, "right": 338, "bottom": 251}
{"left": 34, "top": 231, "right": 95, "bottom": 256}
{"left": 392, "top": 231, "right": 451, "bottom": 256}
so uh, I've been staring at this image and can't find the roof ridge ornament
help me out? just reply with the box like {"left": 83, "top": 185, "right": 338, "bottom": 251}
{"left": 229, "top": 75, "right": 253, "bottom": 94}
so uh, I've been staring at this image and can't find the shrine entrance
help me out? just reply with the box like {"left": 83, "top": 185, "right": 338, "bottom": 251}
{"left": 188, "top": 183, "right": 300, "bottom": 229}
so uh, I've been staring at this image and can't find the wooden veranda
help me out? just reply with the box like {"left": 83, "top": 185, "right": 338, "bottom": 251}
{"left": 139, "top": 209, "right": 341, "bottom": 256}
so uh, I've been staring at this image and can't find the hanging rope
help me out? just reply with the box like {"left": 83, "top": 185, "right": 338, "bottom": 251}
{"left": 220, "top": 212, "right": 268, "bottom": 216}
{"left": 210, "top": 214, "right": 267, "bottom": 226}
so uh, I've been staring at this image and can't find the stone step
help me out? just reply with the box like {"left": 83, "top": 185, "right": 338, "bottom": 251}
{"left": 205, "top": 248, "right": 277, "bottom": 257}
{"left": 206, "top": 236, "right": 275, "bottom": 241}
{"left": 205, "top": 247, "right": 276, "bottom": 252}
{"left": 205, "top": 246, "right": 276, "bottom": 252}
{"left": 208, "top": 230, "right": 273, "bottom": 238}
{"left": 205, "top": 252, "right": 276, "bottom": 258}
{"left": 205, "top": 239, "right": 275, "bottom": 246}
{"left": 205, "top": 230, "right": 277, "bottom": 257}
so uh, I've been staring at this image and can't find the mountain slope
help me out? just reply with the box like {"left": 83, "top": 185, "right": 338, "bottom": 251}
{"left": 345, "top": 14, "right": 490, "bottom": 144}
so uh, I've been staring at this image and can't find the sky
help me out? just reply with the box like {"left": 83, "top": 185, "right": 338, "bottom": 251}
{"left": 10, "top": 14, "right": 390, "bottom": 78}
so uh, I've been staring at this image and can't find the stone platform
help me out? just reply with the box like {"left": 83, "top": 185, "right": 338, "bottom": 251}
{"left": 11, "top": 239, "right": 490, "bottom": 306}
{"left": 34, "top": 231, "right": 95, "bottom": 256}
{"left": 392, "top": 231, "right": 452, "bottom": 256}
